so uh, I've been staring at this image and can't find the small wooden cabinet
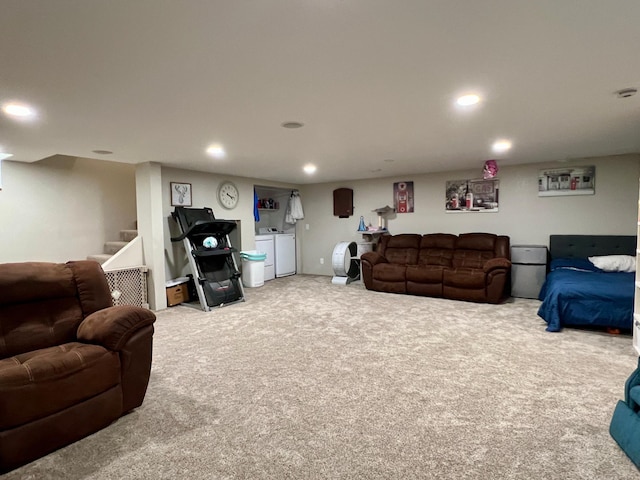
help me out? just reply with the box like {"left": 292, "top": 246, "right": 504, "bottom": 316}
{"left": 333, "top": 188, "right": 353, "bottom": 218}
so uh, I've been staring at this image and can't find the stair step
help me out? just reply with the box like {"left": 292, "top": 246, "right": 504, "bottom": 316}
{"left": 120, "top": 230, "right": 138, "bottom": 242}
{"left": 105, "top": 241, "right": 128, "bottom": 255}
{"left": 87, "top": 254, "right": 113, "bottom": 265}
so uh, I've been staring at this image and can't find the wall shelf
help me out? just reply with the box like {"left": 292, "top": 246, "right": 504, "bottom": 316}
{"left": 357, "top": 229, "right": 388, "bottom": 236}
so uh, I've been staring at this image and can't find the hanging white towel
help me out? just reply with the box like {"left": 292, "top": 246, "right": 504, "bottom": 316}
{"left": 285, "top": 203, "right": 294, "bottom": 224}
{"left": 291, "top": 194, "right": 304, "bottom": 220}
{"left": 285, "top": 193, "right": 304, "bottom": 224}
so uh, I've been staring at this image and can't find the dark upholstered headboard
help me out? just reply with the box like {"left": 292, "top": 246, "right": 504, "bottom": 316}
{"left": 549, "top": 235, "right": 637, "bottom": 260}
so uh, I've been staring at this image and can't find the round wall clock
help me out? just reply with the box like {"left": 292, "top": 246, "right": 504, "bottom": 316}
{"left": 218, "top": 181, "right": 239, "bottom": 210}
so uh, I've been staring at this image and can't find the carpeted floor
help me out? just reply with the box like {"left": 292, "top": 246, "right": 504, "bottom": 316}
{"left": 8, "top": 275, "right": 640, "bottom": 479}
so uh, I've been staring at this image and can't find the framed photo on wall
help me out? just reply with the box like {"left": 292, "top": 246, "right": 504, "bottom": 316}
{"left": 170, "top": 182, "right": 192, "bottom": 206}
{"left": 445, "top": 178, "right": 499, "bottom": 213}
{"left": 538, "top": 165, "right": 595, "bottom": 196}
{"left": 393, "top": 181, "right": 414, "bottom": 213}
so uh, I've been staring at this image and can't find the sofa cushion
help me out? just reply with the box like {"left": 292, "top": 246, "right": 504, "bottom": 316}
{"left": 380, "top": 234, "right": 421, "bottom": 265}
{"left": 418, "top": 234, "right": 456, "bottom": 266}
{"left": 0, "top": 300, "right": 84, "bottom": 360}
{"left": 0, "top": 342, "right": 120, "bottom": 430}
{"left": 406, "top": 265, "right": 446, "bottom": 283}
{"left": 452, "top": 250, "right": 496, "bottom": 269}
{"left": 452, "top": 234, "right": 497, "bottom": 269}
{"left": 372, "top": 263, "right": 407, "bottom": 282}
{"left": 456, "top": 233, "right": 497, "bottom": 251}
{"left": 0, "top": 262, "right": 77, "bottom": 307}
{"left": 0, "top": 261, "right": 113, "bottom": 359}
{"left": 443, "top": 268, "right": 487, "bottom": 289}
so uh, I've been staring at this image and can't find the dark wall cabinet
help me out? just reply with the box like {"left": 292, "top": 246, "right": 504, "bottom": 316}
{"left": 333, "top": 188, "right": 354, "bottom": 218}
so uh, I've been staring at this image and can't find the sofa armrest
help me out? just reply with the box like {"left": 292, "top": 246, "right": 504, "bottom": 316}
{"left": 361, "top": 251, "right": 387, "bottom": 267}
{"left": 77, "top": 306, "right": 156, "bottom": 351}
{"left": 483, "top": 257, "right": 511, "bottom": 273}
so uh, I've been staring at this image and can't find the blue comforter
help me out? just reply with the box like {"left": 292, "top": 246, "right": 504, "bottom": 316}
{"left": 537, "top": 261, "right": 634, "bottom": 332}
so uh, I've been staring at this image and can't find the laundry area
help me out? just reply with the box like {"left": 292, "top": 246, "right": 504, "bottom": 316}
{"left": 251, "top": 185, "right": 304, "bottom": 284}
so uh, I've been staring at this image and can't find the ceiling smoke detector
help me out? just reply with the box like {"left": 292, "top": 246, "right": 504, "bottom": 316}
{"left": 615, "top": 88, "right": 637, "bottom": 98}
{"left": 281, "top": 121, "right": 304, "bottom": 129}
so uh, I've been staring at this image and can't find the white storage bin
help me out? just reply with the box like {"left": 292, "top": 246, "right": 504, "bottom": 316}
{"left": 241, "top": 251, "right": 266, "bottom": 287}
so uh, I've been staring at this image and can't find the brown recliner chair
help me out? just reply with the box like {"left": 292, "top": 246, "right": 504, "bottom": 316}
{"left": 0, "top": 260, "right": 156, "bottom": 473}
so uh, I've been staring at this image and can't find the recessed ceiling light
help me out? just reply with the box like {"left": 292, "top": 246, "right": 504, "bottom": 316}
{"left": 456, "top": 94, "right": 481, "bottom": 106}
{"left": 492, "top": 139, "right": 512, "bottom": 153}
{"left": 92, "top": 149, "right": 113, "bottom": 155}
{"left": 282, "top": 121, "right": 304, "bottom": 129}
{"left": 206, "top": 144, "right": 226, "bottom": 159}
{"left": 2, "top": 102, "right": 37, "bottom": 119}
{"left": 303, "top": 164, "right": 317, "bottom": 174}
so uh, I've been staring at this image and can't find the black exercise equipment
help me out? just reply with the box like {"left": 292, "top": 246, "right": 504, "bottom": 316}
{"left": 171, "top": 206, "right": 245, "bottom": 311}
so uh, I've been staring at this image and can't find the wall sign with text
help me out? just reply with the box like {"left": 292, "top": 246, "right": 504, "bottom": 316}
{"left": 445, "top": 178, "right": 499, "bottom": 213}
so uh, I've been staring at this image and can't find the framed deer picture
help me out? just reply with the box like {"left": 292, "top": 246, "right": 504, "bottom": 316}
{"left": 170, "top": 182, "right": 192, "bottom": 207}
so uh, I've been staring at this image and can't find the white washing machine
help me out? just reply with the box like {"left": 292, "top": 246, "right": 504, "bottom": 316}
{"left": 275, "top": 233, "right": 296, "bottom": 277}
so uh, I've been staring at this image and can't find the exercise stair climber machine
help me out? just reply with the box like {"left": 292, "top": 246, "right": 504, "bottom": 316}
{"left": 171, "top": 206, "right": 245, "bottom": 311}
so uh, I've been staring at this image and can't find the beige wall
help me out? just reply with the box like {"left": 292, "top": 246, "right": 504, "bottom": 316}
{"left": 2, "top": 153, "right": 638, "bottom": 283}
{"left": 299, "top": 154, "right": 640, "bottom": 276}
{"left": 0, "top": 156, "right": 136, "bottom": 263}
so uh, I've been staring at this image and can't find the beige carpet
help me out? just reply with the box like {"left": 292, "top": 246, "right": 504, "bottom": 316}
{"left": 7, "top": 275, "right": 640, "bottom": 479}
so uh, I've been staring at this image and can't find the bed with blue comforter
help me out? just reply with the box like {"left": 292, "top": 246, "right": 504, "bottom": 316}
{"left": 536, "top": 235, "right": 636, "bottom": 332}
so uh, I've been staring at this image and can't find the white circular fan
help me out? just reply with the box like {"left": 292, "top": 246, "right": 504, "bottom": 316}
{"left": 331, "top": 241, "right": 360, "bottom": 285}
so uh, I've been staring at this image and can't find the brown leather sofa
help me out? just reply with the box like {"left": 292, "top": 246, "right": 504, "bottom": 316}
{"left": 0, "top": 260, "right": 157, "bottom": 473}
{"left": 361, "top": 233, "right": 511, "bottom": 303}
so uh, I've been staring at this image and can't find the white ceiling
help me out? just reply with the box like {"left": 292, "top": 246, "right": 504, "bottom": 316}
{"left": 1, "top": 1, "right": 639, "bottom": 184}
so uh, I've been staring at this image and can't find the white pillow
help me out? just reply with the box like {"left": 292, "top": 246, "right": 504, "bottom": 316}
{"left": 588, "top": 255, "right": 636, "bottom": 273}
